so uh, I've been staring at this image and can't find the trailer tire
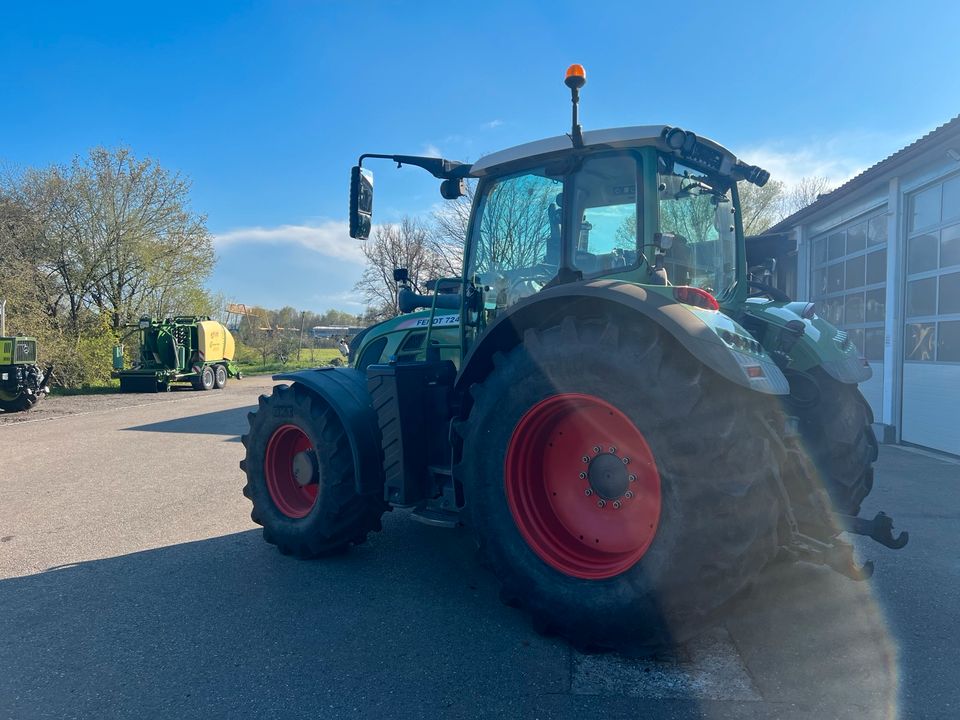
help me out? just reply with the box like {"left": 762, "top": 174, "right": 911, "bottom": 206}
{"left": 241, "top": 383, "right": 387, "bottom": 557}
{"left": 197, "top": 365, "right": 215, "bottom": 391}
{"left": 784, "top": 370, "right": 877, "bottom": 516}
{"left": 459, "top": 315, "right": 782, "bottom": 650}
{"left": 214, "top": 364, "right": 227, "bottom": 389}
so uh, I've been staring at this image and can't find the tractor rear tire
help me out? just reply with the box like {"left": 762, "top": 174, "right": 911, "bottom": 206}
{"left": 241, "top": 383, "right": 387, "bottom": 557}
{"left": 0, "top": 392, "right": 37, "bottom": 413}
{"left": 459, "top": 316, "right": 782, "bottom": 650}
{"left": 214, "top": 364, "right": 227, "bottom": 389}
{"left": 783, "top": 370, "right": 877, "bottom": 516}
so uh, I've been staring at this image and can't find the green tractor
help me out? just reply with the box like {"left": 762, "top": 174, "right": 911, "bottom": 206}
{"left": 0, "top": 301, "right": 53, "bottom": 413}
{"left": 241, "top": 66, "right": 907, "bottom": 649}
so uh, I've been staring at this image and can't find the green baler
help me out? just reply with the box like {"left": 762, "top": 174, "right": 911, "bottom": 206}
{"left": 113, "top": 315, "right": 242, "bottom": 393}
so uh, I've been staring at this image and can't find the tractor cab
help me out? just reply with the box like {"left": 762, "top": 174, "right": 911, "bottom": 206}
{"left": 348, "top": 65, "right": 772, "bottom": 363}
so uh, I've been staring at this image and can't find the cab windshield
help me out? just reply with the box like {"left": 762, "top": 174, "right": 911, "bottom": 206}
{"left": 467, "top": 153, "right": 642, "bottom": 311}
{"left": 657, "top": 159, "right": 738, "bottom": 298}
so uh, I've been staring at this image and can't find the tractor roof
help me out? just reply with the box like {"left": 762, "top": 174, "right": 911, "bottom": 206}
{"left": 469, "top": 124, "right": 769, "bottom": 187}
{"left": 471, "top": 125, "right": 723, "bottom": 177}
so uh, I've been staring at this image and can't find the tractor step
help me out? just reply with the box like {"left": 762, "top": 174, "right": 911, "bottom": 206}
{"left": 410, "top": 504, "right": 459, "bottom": 528}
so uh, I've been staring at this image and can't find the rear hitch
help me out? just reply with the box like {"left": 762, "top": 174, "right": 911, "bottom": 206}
{"left": 834, "top": 511, "right": 909, "bottom": 550}
{"left": 780, "top": 532, "right": 875, "bottom": 581}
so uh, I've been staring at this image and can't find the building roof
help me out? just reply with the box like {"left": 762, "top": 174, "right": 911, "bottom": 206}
{"left": 768, "top": 114, "right": 960, "bottom": 233}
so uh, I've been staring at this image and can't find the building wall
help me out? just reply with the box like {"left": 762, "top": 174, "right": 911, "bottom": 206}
{"left": 788, "top": 149, "right": 960, "bottom": 455}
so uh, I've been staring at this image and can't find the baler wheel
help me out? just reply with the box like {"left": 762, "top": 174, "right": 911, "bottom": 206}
{"left": 198, "top": 365, "right": 215, "bottom": 391}
{"left": 214, "top": 364, "right": 227, "bottom": 389}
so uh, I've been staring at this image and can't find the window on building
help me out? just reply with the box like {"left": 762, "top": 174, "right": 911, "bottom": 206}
{"left": 810, "top": 211, "right": 888, "bottom": 362}
{"left": 903, "top": 174, "right": 960, "bottom": 364}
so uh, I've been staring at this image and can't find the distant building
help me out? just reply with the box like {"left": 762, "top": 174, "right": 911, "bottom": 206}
{"left": 748, "top": 115, "right": 960, "bottom": 455}
{"left": 310, "top": 326, "right": 366, "bottom": 339}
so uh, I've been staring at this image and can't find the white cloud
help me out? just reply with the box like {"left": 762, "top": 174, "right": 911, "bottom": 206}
{"left": 483, "top": 119, "right": 504, "bottom": 129}
{"left": 213, "top": 220, "right": 364, "bottom": 264}
{"left": 737, "top": 129, "right": 916, "bottom": 191}
{"left": 422, "top": 143, "right": 442, "bottom": 158}
{"left": 310, "top": 290, "right": 367, "bottom": 310}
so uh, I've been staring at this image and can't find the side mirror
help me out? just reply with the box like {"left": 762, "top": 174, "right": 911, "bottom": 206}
{"left": 349, "top": 166, "right": 374, "bottom": 239}
{"left": 654, "top": 232, "right": 675, "bottom": 251}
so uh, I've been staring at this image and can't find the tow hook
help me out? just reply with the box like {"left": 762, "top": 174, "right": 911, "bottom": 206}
{"left": 834, "top": 511, "right": 910, "bottom": 550}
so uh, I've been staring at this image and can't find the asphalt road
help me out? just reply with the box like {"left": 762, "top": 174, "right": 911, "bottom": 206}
{"left": 1, "top": 377, "right": 958, "bottom": 719}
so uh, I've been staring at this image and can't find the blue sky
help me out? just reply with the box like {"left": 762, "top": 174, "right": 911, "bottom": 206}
{"left": 3, "top": 1, "right": 959, "bottom": 313}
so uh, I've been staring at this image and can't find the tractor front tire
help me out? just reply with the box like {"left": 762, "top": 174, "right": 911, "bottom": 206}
{"left": 459, "top": 316, "right": 782, "bottom": 650}
{"left": 0, "top": 392, "right": 38, "bottom": 413}
{"left": 214, "top": 364, "right": 227, "bottom": 389}
{"left": 241, "top": 383, "right": 386, "bottom": 557}
{"left": 784, "top": 370, "right": 877, "bottom": 516}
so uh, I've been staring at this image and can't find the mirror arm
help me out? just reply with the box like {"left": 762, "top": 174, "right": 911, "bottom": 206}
{"left": 358, "top": 154, "right": 472, "bottom": 180}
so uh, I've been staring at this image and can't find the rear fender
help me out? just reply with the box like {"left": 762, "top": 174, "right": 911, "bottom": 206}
{"left": 273, "top": 367, "right": 384, "bottom": 496}
{"left": 455, "top": 279, "right": 789, "bottom": 395}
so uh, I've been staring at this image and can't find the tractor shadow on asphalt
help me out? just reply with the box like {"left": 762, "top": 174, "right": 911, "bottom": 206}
{"left": 122, "top": 406, "right": 250, "bottom": 441}
{"left": 0, "top": 511, "right": 901, "bottom": 719}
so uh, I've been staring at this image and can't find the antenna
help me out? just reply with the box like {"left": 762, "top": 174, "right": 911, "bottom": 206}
{"left": 564, "top": 64, "right": 587, "bottom": 149}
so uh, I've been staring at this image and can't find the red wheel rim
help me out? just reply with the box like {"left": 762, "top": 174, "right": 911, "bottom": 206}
{"left": 504, "top": 393, "right": 662, "bottom": 580}
{"left": 265, "top": 424, "right": 319, "bottom": 518}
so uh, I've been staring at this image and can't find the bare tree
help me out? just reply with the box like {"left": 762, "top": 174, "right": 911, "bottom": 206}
{"left": 354, "top": 216, "right": 441, "bottom": 321}
{"left": 428, "top": 182, "right": 473, "bottom": 277}
{"left": 738, "top": 179, "right": 786, "bottom": 236}
{"left": 781, "top": 176, "right": 832, "bottom": 218}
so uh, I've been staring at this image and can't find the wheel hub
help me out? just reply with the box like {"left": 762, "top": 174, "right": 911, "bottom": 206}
{"left": 587, "top": 452, "right": 629, "bottom": 500}
{"left": 292, "top": 450, "right": 318, "bottom": 487}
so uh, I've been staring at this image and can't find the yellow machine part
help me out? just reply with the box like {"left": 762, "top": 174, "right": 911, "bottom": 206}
{"left": 196, "top": 321, "right": 235, "bottom": 362}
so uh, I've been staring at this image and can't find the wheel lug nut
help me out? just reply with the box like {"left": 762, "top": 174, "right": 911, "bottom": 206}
{"left": 579, "top": 471, "right": 587, "bottom": 479}
{"left": 584, "top": 488, "right": 592, "bottom": 496}
{"left": 613, "top": 501, "right": 622, "bottom": 509}
{"left": 582, "top": 456, "right": 590, "bottom": 463}
{"left": 629, "top": 474, "right": 637, "bottom": 482}
{"left": 609, "top": 446, "right": 616, "bottom": 454}
{"left": 625, "top": 490, "right": 634, "bottom": 499}
{"left": 622, "top": 457, "right": 630, "bottom": 465}
{"left": 593, "top": 445, "right": 601, "bottom": 454}
{"left": 597, "top": 499, "right": 606, "bottom": 508}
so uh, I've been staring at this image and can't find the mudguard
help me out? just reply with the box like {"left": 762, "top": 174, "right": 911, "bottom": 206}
{"left": 742, "top": 299, "right": 872, "bottom": 384}
{"left": 273, "top": 367, "right": 384, "bottom": 495}
{"left": 456, "top": 279, "right": 789, "bottom": 395}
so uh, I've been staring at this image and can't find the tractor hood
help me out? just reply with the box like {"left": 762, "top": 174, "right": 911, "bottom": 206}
{"left": 742, "top": 298, "right": 872, "bottom": 384}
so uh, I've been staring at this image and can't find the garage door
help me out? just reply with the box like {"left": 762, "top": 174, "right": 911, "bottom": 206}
{"left": 810, "top": 211, "right": 888, "bottom": 421}
{"left": 901, "top": 174, "right": 960, "bottom": 455}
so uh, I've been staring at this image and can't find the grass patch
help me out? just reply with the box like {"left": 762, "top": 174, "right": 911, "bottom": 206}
{"left": 51, "top": 380, "right": 121, "bottom": 396}
{"left": 238, "top": 349, "right": 344, "bottom": 376}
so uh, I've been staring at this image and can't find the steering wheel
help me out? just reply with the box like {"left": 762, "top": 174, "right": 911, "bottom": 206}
{"left": 748, "top": 281, "right": 791, "bottom": 303}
